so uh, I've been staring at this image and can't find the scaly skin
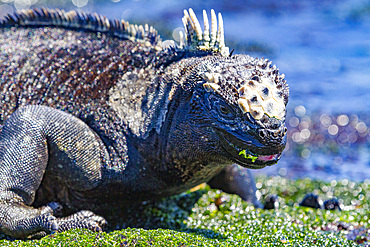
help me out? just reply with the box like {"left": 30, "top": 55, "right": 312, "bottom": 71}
{"left": 0, "top": 8, "right": 288, "bottom": 238}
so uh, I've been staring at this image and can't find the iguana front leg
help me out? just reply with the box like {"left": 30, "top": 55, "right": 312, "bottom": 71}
{"left": 208, "top": 164, "right": 262, "bottom": 208}
{"left": 0, "top": 105, "right": 108, "bottom": 238}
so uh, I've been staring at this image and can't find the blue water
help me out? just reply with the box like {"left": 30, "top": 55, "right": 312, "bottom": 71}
{"left": 0, "top": 0, "right": 369, "bottom": 180}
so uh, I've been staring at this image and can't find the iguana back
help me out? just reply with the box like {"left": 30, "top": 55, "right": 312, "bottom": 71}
{"left": 0, "top": 9, "right": 165, "bottom": 136}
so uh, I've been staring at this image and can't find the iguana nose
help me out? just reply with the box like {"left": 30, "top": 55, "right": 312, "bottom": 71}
{"left": 258, "top": 123, "right": 287, "bottom": 140}
{"left": 258, "top": 128, "right": 286, "bottom": 139}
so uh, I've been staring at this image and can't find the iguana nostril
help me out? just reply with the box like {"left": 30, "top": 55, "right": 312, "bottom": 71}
{"left": 259, "top": 130, "right": 266, "bottom": 139}
{"left": 267, "top": 117, "right": 281, "bottom": 130}
{"left": 260, "top": 115, "right": 269, "bottom": 124}
{"left": 261, "top": 128, "right": 286, "bottom": 139}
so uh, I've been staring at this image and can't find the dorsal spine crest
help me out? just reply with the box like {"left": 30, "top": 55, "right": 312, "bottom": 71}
{"left": 0, "top": 8, "right": 162, "bottom": 49}
{"left": 180, "top": 8, "right": 230, "bottom": 57}
{"left": 1, "top": 8, "right": 230, "bottom": 56}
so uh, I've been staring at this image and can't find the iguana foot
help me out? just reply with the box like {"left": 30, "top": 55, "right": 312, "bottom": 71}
{"left": 57, "top": 210, "right": 108, "bottom": 232}
{"left": 39, "top": 202, "right": 108, "bottom": 232}
{"left": 0, "top": 211, "right": 58, "bottom": 239}
{"left": 0, "top": 202, "right": 106, "bottom": 238}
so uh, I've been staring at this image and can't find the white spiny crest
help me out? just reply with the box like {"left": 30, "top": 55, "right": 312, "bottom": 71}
{"left": 210, "top": 9, "right": 217, "bottom": 48}
{"left": 202, "top": 10, "right": 210, "bottom": 45}
{"left": 179, "top": 8, "right": 229, "bottom": 57}
{"left": 189, "top": 9, "right": 203, "bottom": 41}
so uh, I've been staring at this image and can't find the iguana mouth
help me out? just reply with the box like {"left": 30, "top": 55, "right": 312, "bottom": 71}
{"left": 217, "top": 129, "right": 283, "bottom": 169}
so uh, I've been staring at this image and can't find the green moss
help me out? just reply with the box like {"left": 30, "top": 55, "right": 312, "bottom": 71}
{"left": 0, "top": 176, "right": 368, "bottom": 246}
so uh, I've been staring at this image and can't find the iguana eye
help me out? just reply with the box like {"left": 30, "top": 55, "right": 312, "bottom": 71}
{"left": 217, "top": 103, "right": 235, "bottom": 120}
{"left": 219, "top": 105, "right": 230, "bottom": 115}
{"left": 207, "top": 93, "right": 235, "bottom": 121}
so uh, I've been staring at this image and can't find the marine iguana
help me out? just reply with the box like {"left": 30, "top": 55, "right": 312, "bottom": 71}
{"left": 0, "top": 8, "right": 289, "bottom": 238}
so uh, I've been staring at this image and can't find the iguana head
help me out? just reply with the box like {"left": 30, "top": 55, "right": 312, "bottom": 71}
{"left": 184, "top": 54, "right": 288, "bottom": 169}
{"left": 170, "top": 9, "right": 289, "bottom": 169}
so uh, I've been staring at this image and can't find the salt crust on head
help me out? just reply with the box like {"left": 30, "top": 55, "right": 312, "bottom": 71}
{"left": 200, "top": 57, "right": 287, "bottom": 121}
{"left": 237, "top": 76, "right": 285, "bottom": 120}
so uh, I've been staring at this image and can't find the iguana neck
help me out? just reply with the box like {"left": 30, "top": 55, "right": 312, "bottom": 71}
{"left": 104, "top": 55, "right": 230, "bottom": 194}
{"left": 137, "top": 86, "right": 230, "bottom": 192}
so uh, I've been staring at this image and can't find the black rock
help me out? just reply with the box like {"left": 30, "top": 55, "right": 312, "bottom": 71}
{"left": 299, "top": 193, "right": 324, "bottom": 209}
{"left": 264, "top": 194, "right": 279, "bottom": 210}
{"left": 324, "top": 198, "right": 342, "bottom": 211}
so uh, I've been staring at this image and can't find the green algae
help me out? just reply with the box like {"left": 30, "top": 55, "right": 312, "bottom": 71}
{"left": 0, "top": 176, "right": 368, "bottom": 246}
{"left": 238, "top": 150, "right": 258, "bottom": 162}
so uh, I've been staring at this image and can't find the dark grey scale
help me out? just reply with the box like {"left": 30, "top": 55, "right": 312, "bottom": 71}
{"left": 234, "top": 78, "right": 243, "bottom": 89}
{"left": 231, "top": 86, "right": 238, "bottom": 95}
{"left": 226, "top": 79, "right": 233, "bottom": 90}
{"left": 250, "top": 75, "right": 259, "bottom": 82}
{"left": 226, "top": 95, "right": 234, "bottom": 105}
{"left": 9, "top": 9, "right": 159, "bottom": 46}
{"left": 276, "top": 92, "right": 284, "bottom": 100}
{"left": 262, "top": 87, "right": 269, "bottom": 97}
{"left": 251, "top": 96, "right": 258, "bottom": 103}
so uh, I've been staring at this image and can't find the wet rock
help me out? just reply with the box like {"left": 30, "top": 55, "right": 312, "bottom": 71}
{"left": 324, "top": 198, "right": 342, "bottom": 211}
{"left": 299, "top": 193, "right": 324, "bottom": 209}
{"left": 263, "top": 194, "right": 279, "bottom": 210}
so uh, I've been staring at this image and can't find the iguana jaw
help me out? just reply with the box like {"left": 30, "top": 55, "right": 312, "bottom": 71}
{"left": 217, "top": 129, "right": 284, "bottom": 169}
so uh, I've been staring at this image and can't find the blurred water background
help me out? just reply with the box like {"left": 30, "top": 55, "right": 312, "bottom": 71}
{"left": 0, "top": 0, "right": 369, "bottom": 181}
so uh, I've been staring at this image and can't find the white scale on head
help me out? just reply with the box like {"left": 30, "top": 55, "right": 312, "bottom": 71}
{"left": 202, "top": 73, "right": 286, "bottom": 121}
{"left": 237, "top": 77, "right": 285, "bottom": 120}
